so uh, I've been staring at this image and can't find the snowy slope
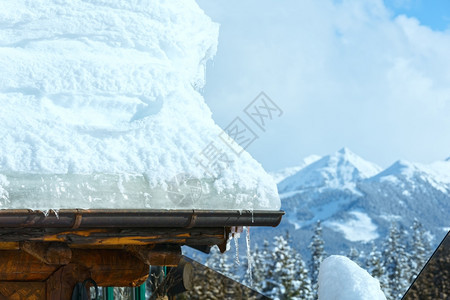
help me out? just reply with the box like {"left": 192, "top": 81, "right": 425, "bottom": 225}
{"left": 369, "top": 160, "right": 450, "bottom": 193}
{"left": 0, "top": 0, "right": 279, "bottom": 210}
{"left": 326, "top": 211, "right": 379, "bottom": 243}
{"left": 270, "top": 155, "right": 321, "bottom": 184}
{"left": 357, "top": 159, "right": 450, "bottom": 233}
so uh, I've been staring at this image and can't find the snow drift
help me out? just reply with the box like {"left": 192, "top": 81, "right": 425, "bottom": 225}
{"left": 318, "top": 255, "right": 386, "bottom": 300}
{"left": 0, "top": 0, "right": 279, "bottom": 210}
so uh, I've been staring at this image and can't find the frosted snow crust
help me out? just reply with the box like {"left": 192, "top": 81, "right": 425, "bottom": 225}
{"left": 0, "top": 0, "right": 279, "bottom": 210}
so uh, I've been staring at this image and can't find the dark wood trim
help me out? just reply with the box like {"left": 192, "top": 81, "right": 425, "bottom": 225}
{"left": 0, "top": 227, "right": 226, "bottom": 247}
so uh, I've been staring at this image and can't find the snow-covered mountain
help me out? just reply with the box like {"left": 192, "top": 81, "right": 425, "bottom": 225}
{"left": 259, "top": 148, "right": 450, "bottom": 258}
{"left": 356, "top": 159, "right": 450, "bottom": 238}
{"left": 367, "top": 159, "right": 450, "bottom": 193}
{"left": 270, "top": 154, "right": 321, "bottom": 184}
{"left": 278, "top": 148, "right": 381, "bottom": 194}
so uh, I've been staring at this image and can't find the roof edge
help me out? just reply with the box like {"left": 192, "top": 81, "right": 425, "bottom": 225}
{"left": 0, "top": 209, "right": 284, "bottom": 228}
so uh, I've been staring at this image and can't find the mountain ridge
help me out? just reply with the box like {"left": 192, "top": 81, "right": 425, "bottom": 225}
{"left": 277, "top": 147, "right": 382, "bottom": 194}
{"left": 260, "top": 147, "right": 450, "bottom": 259}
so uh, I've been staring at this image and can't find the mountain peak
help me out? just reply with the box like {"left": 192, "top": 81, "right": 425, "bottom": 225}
{"left": 278, "top": 148, "right": 381, "bottom": 193}
{"left": 373, "top": 159, "right": 417, "bottom": 179}
{"left": 391, "top": 159, "right": 415, "bottom": 169}
{"left": 371, "top": 159, "right": 450, "bottom": 185}
{"left": 337, "top": 147, "right": 352, "bottom": 155}
{"left": 335, "top": 147, "right": 369, "bottom": 163}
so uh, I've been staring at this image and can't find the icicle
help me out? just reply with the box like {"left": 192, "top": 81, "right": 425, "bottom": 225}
{"left": 234, "top": 233, "right": 240, "bottom": 265}
{"left": 52, "top": 209, "right": 60, "bottom": 219}
{"left": 245, "top": 226, "right": 253, "bottom": 286}
{"left": 226, "top": 235, "right": 232, "bottom": 252}
{"left": 42, "top": 210, "right": 50, "bottom": 217}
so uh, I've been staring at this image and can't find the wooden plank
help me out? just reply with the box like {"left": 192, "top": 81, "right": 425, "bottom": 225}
{"left": 0, "top": 251, "right": 58, "bottom": 281}
{"left": 0, "top": 227, "right": 226, "bottom": 247}
{"left": 21, "top": 242, "right": 72, "bottom": 265}
{"left": 0, "top": 282, "right": 46, "bottom": 300}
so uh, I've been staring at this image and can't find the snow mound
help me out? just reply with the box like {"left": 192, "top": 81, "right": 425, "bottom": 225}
{"left": 278, "top": 147, "right": 381, "bottom": 193}
{"left": 318, "top": 255, "right": 386, "bottom": 300}
{"left": 0, "top": 0, "right": 279, "bottom": 210}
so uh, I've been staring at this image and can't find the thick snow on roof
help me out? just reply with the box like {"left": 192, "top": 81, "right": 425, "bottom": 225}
{"left": 0, "top": 0, "right": 279, "bottom": 210}
{"left": 318, "top": 255, "right": 386, "bottom": 300}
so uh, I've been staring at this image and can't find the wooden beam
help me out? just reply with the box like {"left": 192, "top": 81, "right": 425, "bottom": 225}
{"left": 0, "top": 250, "right": 58, "bottom": 281}
{"left": 21, "top": 242, "right": 72, "bottom": 265}
{"left": 0, "top": 242, "right": 19, "bottom": 250}
{"left": 0, "top": 227, "right": 226, "bottom": 247}
{"left": 71, "top": 249, "right": 149, "bottom": 287}
{"left": 0, "top": 249, "right": 149, "bottom": 286}
{"left": 0, "top": 282, "right": 46, "bottom": 300}
{"left": 126, "top": 244, "right": 181, "bottom": 267}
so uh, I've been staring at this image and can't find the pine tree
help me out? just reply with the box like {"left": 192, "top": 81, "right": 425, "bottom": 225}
{"left": 254, "top": 239, "right": 272, "bottom": 296}
{"left": 201, "top": 246, "right": 227, "bottom": 299}
{"left": 265, "top": 235, "right": 287, "bottom": 299}
{"left": 382, "top": 223, "right": 411, "bottom": 300}
{"left": 348, "top": 247, "right": 360, "bottom": 264}
{"left": 267, "top": 233, "right": 311, "bottom": 300}
{"left": 205, "top": 245, "right": 222, "bottom": 271}
{"left": 409, "top": 220, "right": 430, "bottom": 282}
{"left": 365, "top": 242, "right": 387, "bottom": 292}
{"left": 294, "top": 249, "right": 313, "bottom": 300}
{"left": 309, "top": 220, "right": 325, "bottom": 300}
{"left": 219, "top": 250, "right": 233, "bottom": 278}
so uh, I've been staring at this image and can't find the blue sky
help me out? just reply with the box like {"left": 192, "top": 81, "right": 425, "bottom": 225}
{"left": 196, "top": 0, "right": 450, "bottom": 171}
{"left": 385, "top": 0, "right": 450, "bottom": 31}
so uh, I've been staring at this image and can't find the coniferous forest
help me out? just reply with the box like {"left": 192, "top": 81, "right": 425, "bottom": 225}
{"left": 181, "top": 220, "right": 431, "bottom": 300}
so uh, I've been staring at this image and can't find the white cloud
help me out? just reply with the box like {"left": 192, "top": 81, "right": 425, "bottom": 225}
{"left": 197, "top": 0, "right": 450, "bottom": 170}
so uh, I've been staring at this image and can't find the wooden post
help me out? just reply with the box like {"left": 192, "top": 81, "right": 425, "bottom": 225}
{"left": 46, "top": 263, "right": 91, "bottom": 300}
